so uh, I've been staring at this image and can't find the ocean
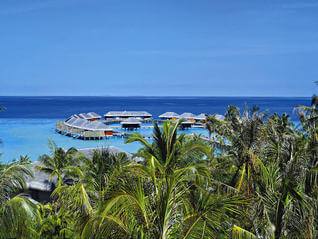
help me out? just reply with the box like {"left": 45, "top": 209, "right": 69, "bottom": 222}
{"left": 0, "top": 96, "right": 310, "bottom": 163}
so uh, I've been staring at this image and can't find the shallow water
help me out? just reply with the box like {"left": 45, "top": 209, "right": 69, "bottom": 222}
{"left": 0, "top": 118, "right": 208, "bottom": 162}
{"left": 0, "top": 96, "right": 309, "bottom": 163}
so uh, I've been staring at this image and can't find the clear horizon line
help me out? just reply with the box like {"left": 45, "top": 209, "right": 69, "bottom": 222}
{"left": 0, "top": 95, "right": 312, "bottom": 98}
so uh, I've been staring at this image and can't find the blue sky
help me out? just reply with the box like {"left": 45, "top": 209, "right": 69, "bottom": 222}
{"left": 0, "top": 0, "right": 317, "bottom": 96}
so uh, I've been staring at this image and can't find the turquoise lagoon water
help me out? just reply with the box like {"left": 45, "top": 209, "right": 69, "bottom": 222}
{"left": 0, "top": 96, "right": 309, "bottom": 163}
{"left": 0, "top": 118, "right": 208, "bottom": 163}
{"left": 110, "top": 122, "right": 208, "bottom": 135}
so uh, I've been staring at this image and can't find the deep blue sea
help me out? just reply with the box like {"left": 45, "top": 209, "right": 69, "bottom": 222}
{"left": 0, "top": 96, "right": 310, "bottom": 163}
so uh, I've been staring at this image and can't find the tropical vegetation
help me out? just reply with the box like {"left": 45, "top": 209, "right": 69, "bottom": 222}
{"left": 0, "top": 97, "right": 317, "bottom": 238}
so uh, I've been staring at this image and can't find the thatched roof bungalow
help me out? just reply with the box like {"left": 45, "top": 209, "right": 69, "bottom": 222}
{"left": 104, "top": 111, "right": 152, "bottom": 119}
{"left": 180, "top": 120, "right": 194, "bottom": 129}
{"left": 121, "top": 118, "right": 141, "bottom": 129}
{"left": 179, "top": 112, "right": 196, "bottom": 122}
{"left": 78, "top": 112, "right": 102, "bottom": 121}
{"left": 85, "top": 121, "right": 111, "bottom": 131}
{"left": 65, "top": 117, "right": 88, "bottom": 129}
{"left": 179, "top": 112, "right": 196, "bottom": 119}
{"left": 64, "top": 116, "right": 79, "bottom": 125}
{"left": 195, "top": 113, "right": 207, "bottom": 121}
{"left": 159, "top": 112, "right": 179, "bottom": 120}
{"left": 87, "top": 112, "right": 102, "bottom": 120}
{"left": 64, "top": 116, "right": 113, "bottom": 135}
{"left": 65, "top": 114, "right": 80, "bottom": 121}
{"left": 78, "top": 113, "right": 91, "bottom": 120}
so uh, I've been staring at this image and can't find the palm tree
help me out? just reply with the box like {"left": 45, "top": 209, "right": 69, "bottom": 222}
{"left": 293, "top": 95, "right": 318, "bottom": 238}
{"left": 206, "top": 106, "right": 266, "bottom": 194}
{"left": 263, "top": 113, "right": 296, "bottom": 166}
{"left": 80, "top": 149, "right": 131, "bottom": 203}
{"left": 255, "top": 134, "right": 309, "bottom": 239}
{"left": 36, "top": 140, "right": 80, "bottom": 186}
{"left": 295, "top": 95, "right": 318, "bottom": 197}
{"left": 0, "top": 196, "right": 39, "bottom": 238}
{"left": 181, "top": 185, "right": 247, "bottom": 238}
{"left": 0, "top": 162, "right": 33, "bottom": 204}
{"left": 35, "top": 202, "right": 74, "bottom": 239}
{"left": 0, "top": 161, "right": 38, "bottom": 238}
{"left": 126, "top": 120, "right": 207, "bottom": 176}
{"left": 51, "top": 121, "right": 247, "bottom": 238}
{"left": 51, "top": 148, "right": 133, "bottom": 238}
{"left": 124, "top": 120, "right": 245, "bottom": 238}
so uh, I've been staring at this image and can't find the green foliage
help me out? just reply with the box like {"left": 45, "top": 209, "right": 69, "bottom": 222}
{"left": 232, "top": 225, "right": 256, "bottom": 239}
{"left": 12, "top": 155, "right": 32, "bottom": 164}
{"left": 204, "top": 103, "right": 318, "bottom": 238}
{"left": 1, "top": 99, "right": 318, "bottom": 238}
{"left": 0, "top": 163, "right": 33, "bottom": 203}
{"left": 0, "top": 159, "right": 36, "bottom": 238}
{"left": 36, "top": 140, "right": 81, "bottom": 186}
{"left": 0, "top": 196, "right": 39, "bottom": 238}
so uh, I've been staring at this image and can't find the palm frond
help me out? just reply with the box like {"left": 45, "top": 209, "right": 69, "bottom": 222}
{"left": 232, "top": 225, "right": 256, "bottom": 239}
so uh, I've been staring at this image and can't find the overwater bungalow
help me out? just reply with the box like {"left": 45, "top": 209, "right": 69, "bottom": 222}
{"left": 159, "top": 112, "right": 179, "bottom": 120}
{"left": 179, "top": 112, "right": 196, "bottom": 122}
{"left": 59, "top": 115, "right": 113, "bottom": 138}
{"left": 195, "top": 113, "right": 207, "bottom": 122}
{"left": 121, "top": 118, "right": 141, "bottom": 129}
{"left": 180, "top": 120, "right": 194, "bottom": 129}
{"left": 104, "top": 111, "right": 152, "bottom": 120}
{"left": 78, "top": 113, "right": 91, "bottom": 120}
{"left": 78, "top": 112, "right": 102, "bottom": 121}
{"left": 87, "top": 112, "right": 102, "bottom": 121}
{"left": 64, "top": 117, "right": 89, "bottom": 132}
